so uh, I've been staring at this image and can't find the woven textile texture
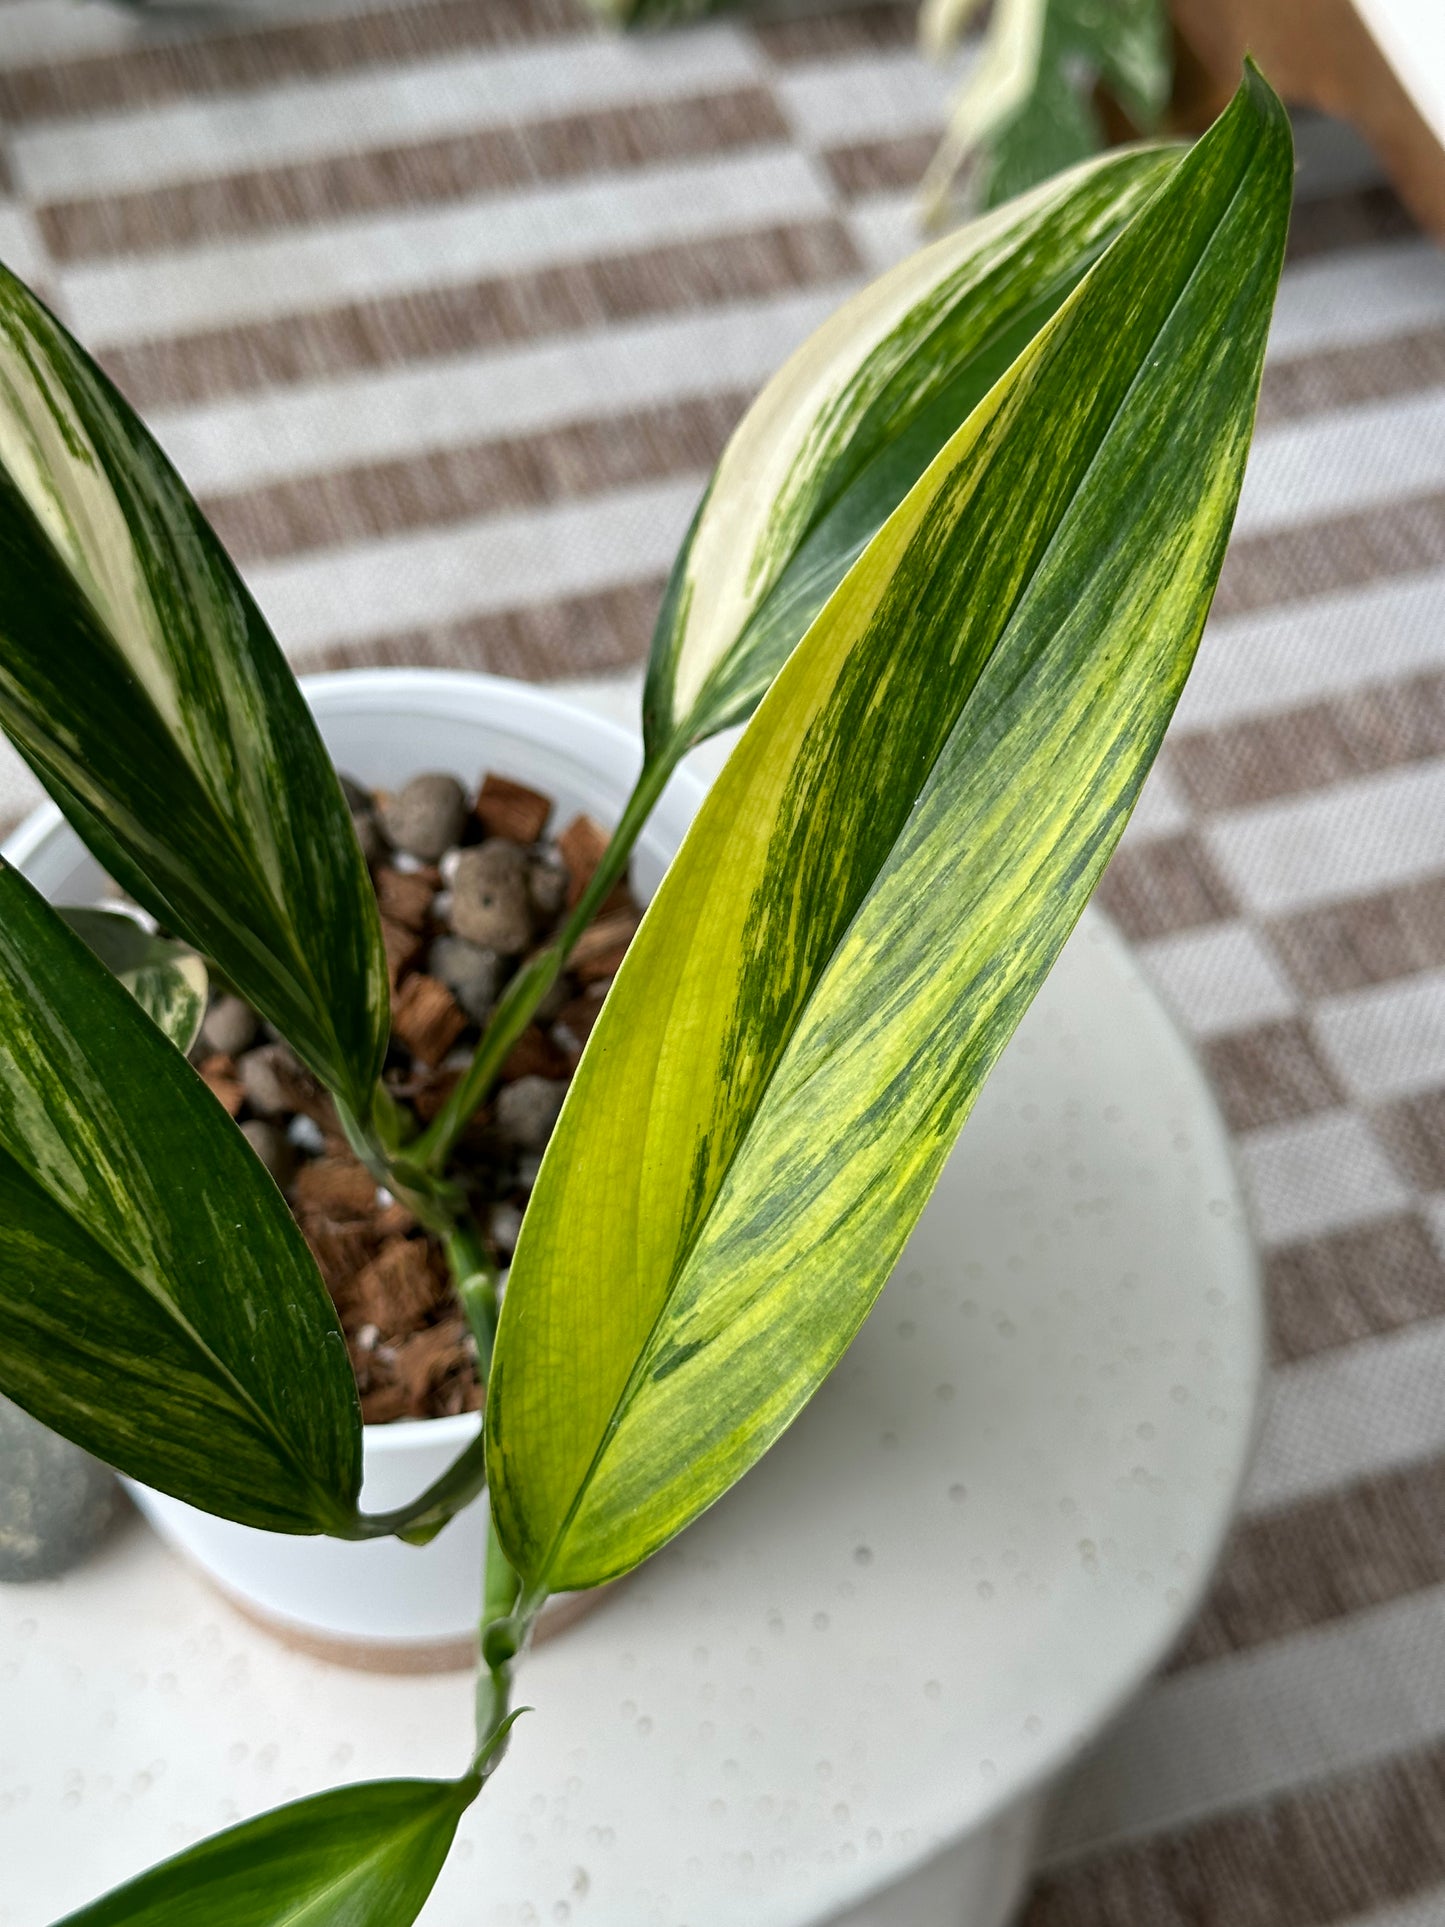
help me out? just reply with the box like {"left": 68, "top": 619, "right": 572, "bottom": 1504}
{"left": 2, "top": 0, "right": 1445, "bottom": 1918}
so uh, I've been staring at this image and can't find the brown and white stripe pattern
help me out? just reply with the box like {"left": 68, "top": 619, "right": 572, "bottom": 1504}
{"left": 3, "top": 0, "right": 1445, "bottom": 1914}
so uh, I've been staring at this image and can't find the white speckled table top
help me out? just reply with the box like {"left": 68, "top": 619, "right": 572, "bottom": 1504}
{"left": 1, "top": 910, "right": 1258, "bottom": 1927}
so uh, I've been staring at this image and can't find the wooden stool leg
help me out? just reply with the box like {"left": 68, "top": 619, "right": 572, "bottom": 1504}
{"left": 1171, "top": 0, "right": 1445, "bottom": 238}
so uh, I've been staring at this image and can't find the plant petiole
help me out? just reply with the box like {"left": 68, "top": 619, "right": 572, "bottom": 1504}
{"left": 447, "top": 1221, "right": 501, "bottom": 1373}
{"left": 335, "top": 1426, "right": 490, "bottom": 1544}
{"left": 414, "top": 747, "right": 681, "bottom": 1172}
{"left": 473, "top": 1505, "right": 536, "bottom": 1775}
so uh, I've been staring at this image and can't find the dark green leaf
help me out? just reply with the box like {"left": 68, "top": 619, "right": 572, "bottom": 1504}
{"left": 0, "top": 265, "right": 388, "bottom": 1117}
{"left": 50, "top": 1777, "right": 477, "bottom": 1927}
{"left": 0, "top": 860, "right": 361, "bottom": 1533}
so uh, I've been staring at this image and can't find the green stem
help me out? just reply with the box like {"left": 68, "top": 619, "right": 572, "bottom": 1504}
{"left": 415, "top": 749, "right": 679, "bottom": 1173}
{"left": 335, "top": 1089, "right": 466, "bottom": 1241}
{"left": 330, "top": 1172, "right": 497, "bottom": 1547}
{"left": 474, "top": 1504, "right": 526, "bottom": 1770}
{"left": 448, "top": 1221, "right": 501, "bottom": 1374}
{"left": 368, "top": 1079, "right": 411, "bottom": 1156}
{"left": 339, "top": 1426, "right": 489, "bottom": 1543}
{"left": 346, "top": 1214, "right": 501, "bottom": 1545}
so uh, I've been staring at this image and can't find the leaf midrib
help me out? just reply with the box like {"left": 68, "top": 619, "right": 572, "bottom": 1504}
{"left": 255, "top": 1803, "right": 452, "bottom": 1927}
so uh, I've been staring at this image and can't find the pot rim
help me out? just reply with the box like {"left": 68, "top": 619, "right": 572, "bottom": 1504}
{"left": 360, "top": 1407, "right": 482, "bottom": 1450}
{"left": 0, "top": 665, "right": 677, "bottom": 871}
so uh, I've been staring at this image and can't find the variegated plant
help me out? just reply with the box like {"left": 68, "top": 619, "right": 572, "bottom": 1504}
{"left": 0, "top": 70, "right": 1290, "bottom": 1927}
{"left": 917, "top": 0, "right": 1173, "bottom": 218}
{"left": 579, "top": 0, "right": 1172, "bottom": 222}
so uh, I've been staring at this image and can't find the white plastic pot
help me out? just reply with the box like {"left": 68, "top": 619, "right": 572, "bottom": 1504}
{"left": 2, "top": 669, "right": 707, "bottom": 1668}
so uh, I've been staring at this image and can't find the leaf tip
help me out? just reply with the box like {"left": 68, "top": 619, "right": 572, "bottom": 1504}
{"left": 1234, "top": 55, "right": 1293, "bottom": 148}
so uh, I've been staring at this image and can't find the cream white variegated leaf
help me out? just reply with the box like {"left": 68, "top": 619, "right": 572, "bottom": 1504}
{"left": 641, "top": 140, "right": 1176, "bottom": 763}
{"left": 57, "top": 907, "right": 208, "bottom": 1053}
{"left": 919, "top": 0, "right": 992, "bottom": 61}
{"left": 925, "top": 0, "right": 1045, "bottom": 125}
{"left": 0, "top": 267, "right": 388, "bottom": 1117}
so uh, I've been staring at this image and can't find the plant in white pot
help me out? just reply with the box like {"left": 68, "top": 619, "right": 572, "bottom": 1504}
{"left": 4, "top": 669, "right": 710, "bottom": 1660}
{"left": 0, "top": 71, "right": 1289, "bottom": 1926}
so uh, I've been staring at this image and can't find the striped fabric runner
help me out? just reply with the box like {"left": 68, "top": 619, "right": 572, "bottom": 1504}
{"left": 3, "top": 0, "right": 1445, "bottom": 1917}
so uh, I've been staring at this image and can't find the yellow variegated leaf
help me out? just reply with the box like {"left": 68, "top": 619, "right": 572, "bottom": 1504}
{"left": 489, "top": 69, "right": 1292, "bottom": 1597}
{"left": 641, "top": 140, "right": 1177, "bottom": 762}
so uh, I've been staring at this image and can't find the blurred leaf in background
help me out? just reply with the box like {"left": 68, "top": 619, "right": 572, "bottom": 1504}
{"left": 577, "top": 0, "right": 1172, "bottom": 225}
{"left": 920, "top": 0, "right": 1172, "bottom": 215}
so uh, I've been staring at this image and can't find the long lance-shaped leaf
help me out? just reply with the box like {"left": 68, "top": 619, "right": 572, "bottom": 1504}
{"left": 640, "top": 140, "right": 1178, "bottom": 764}
{"left": 0, "top": 265, "right": 388, "bottom": 1116}
{"left": 58, "top": 906, "right": 208, "bottom": 1053}
{"left": 49, "top": 1777, "right": 477, "bottom": 1927}
{"left": 488, "top": 69, "right": 1292, "bottom": 1596}
{"left": 0, "top": 859, "right": 361, "bottom": 1534}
